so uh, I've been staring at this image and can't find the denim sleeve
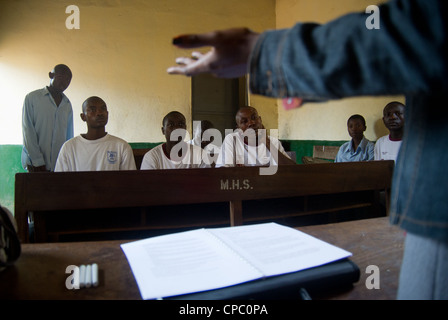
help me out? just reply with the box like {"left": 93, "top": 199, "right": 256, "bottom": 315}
{"left": 249, "top": 0, "right": 448, "bottom": 100}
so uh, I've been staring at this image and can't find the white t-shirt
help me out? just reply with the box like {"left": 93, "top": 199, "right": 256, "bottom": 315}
{"left": 140, "top": 143, "right": 209, "bottom": 170}
{"left": 374, "top": 135, "right": 402, "bottom": 162}
{"left": 55, "top": 134, "right": 136, "bottom": 171}
{"left": 216, "top": 132, "right": 290, "bottom": 167}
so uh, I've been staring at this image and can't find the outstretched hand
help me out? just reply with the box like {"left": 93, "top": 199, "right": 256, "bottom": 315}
{"left": 167, "top": 28, "right": 260, "bottom": 78}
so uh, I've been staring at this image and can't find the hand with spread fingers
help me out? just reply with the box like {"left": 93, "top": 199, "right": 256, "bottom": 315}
{"left": 167, "top": 28, "right": 260, "bottom": 78}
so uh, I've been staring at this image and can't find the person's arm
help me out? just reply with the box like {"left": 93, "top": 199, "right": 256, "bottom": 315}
{"left": 264, "top": 137, "right": 296, "bottom": 165}
{"left": 54, "top": 143, "right": 69, "bottom": 172}
{"left": 250, "top": 0, "right": 448, "bottom": 100}
{"left": 27, "top": 165, "right": 48, "bottom": 172}
{"left": 374, "top": 141, "right": 381, "bottom": 161}
{"left": 168, "top": 0, "right": 447, "bottom": 99}
{"left": 140, "top": 150, "right": 158, "bottom": 170}
{"left": 367, "top": 142, "right": 375, "bottom": 161}
{"left": 22, "top": 95, "right": 47, "bottom": 169}
{"left": 121, "top": 143, "right": 137, "bottom": 170}
{"left": 334, "top": 146, "right": 344, "bottom": 163}
{"left": 167, "top": 28, "right": 260, "bottom": 78}
{"left": 66, "top": 106, "right": 74, "bottom": 140}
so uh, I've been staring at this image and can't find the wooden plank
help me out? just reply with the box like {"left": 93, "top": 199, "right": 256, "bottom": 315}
{"left": 230, "top": 200, "right": 243, "bottom": 226}
{"left": 313, "top": 145, "right": 340, "bottom": 160}
{"left": 15, "top": 161, "right": 394, "bottom": 242}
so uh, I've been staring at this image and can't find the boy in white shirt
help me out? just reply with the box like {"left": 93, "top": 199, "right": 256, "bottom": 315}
{"left": 216, "top": 106, "right": 295, "bottom": 167}
{"left": 55, "top": 96, "right": 136, "bottom": 171}
{"left": 374, "top": 101, "right": 405, "bottom": 162}
{"left": 140, "top": 111, "right": 208, "bottom": 169}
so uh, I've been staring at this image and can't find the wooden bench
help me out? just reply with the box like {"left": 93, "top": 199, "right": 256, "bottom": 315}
{"left": 302, "top": 145, "right": 340, "bottom": 164}
{"left": 14, "top": 161, "right": 394, "bottom": 243}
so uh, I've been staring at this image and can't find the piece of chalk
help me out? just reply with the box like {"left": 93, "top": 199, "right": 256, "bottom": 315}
{"left": 85, "top": 264, "right": 92, "bottom": 288}
{"left": 79, "top": 265, "right": 86, "bottom": 288}
{"left": 91, "top": 263, "right": 99, "bottom": 287}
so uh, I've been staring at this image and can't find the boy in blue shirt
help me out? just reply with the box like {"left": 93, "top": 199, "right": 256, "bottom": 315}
{"left": 335, "top": 114, "right": 374, "bottom": 163}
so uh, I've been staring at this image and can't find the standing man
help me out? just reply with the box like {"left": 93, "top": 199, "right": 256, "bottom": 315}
{"left": 21, "top": 64, "right": 74, "bottom": 172}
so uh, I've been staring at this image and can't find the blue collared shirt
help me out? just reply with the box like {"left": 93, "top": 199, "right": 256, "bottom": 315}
{"left": 335, "top": 137, "right": 374, "bottom": 163}
{"left": 21, "top": 87, "right": 74, "bottom": 171}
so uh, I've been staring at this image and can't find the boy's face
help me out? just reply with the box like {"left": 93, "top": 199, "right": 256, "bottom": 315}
{"left": 162, "top": 113, "right": 187, "bottom": 142}
{"left": 81, "top": 99, "right": 108, "bottom": 129}
{"left": 383, "top": 104, "right": 405, "bottom": 131}
{"left": 347, "top": 118, "right": 366, "bottom": 140}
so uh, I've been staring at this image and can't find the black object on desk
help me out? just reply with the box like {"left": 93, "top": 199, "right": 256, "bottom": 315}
{"left": 169, "top": 259, "right": 360, "bottom": 300}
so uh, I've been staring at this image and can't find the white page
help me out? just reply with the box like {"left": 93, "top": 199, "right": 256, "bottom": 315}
{"left": 209, "top": 223, "right": 352, "bottom": 277}
{"left": 121, "top": 228, "right": 262, "bottom": 300}
{"left": 121, "top": 223, "right": 352, "bottom": 300}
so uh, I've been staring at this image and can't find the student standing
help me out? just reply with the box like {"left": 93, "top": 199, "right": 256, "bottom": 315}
{"left": 21, "top": 64, "right": 74, "bottom": 172}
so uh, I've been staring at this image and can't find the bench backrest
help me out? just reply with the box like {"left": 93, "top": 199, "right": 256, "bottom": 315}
{"left": 313, "top": 145, "right": 340, "bottom": 160}
{"left": 15, "top": 161, "right": 394, "bottom": 242}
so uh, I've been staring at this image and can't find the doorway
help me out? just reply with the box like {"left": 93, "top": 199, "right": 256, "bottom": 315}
{"left": 191, "top": 74, "right": 247, "bottom": 139}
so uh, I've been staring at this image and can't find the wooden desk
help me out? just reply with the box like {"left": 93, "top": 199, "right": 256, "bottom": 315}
{"left": 0, "top": 217, "right": 404, "bottom": 300}
{"left": 15, "top": 161, "right": 393, "bottom": 243}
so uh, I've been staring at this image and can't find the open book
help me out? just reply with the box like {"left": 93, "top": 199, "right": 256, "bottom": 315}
{"left": 121, "top": 222, "right": 352, "bottom": 300}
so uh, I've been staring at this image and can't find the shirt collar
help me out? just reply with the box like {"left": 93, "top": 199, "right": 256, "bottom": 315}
{"left": 345, "top": 136, "right": 368, "bottom": 153}
{"left": 42, "top": 86, "right": 67, "bottom": 101}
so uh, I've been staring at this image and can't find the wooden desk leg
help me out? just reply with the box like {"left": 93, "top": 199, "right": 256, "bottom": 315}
{"left": 33, "top": 213, "right": 48, "bottom": 243}
{"left": 230, "top": 200, "right": 243, "bottom": 226}
{"left": 15, "top": 209, "right": 29, "bottom": 243}
{"left": 385, "top": 188, "right": 391, "bottom": 215}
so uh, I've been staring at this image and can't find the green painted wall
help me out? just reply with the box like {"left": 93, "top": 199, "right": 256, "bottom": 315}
{"left": 129, "top": 142, "right": 162, "bottom": 149}
{"left": 281, "top": 140, "right": 347, "bottom": 164}
{"left": 0, "top": 145, "right": 26, "bottom": 213}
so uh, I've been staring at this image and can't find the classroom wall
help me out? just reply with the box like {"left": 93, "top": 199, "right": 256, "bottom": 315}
{"left": 0, "top": 0, "right": 276, "bottom": 146}
{"left": 275, "top": 0, "right": 405, "bottom": 141}
{"left": 0, "top": 0, "right": 408, "bottom": 214}
{"left": 0, "top": 0, "right": 407, "bottom": 146}
{"left": 0, "top": 0, "right": 276, "bottom": 214}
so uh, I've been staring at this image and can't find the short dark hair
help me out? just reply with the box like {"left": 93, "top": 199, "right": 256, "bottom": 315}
{"left": 53, "top": 64, "right": 72, "bottom": 78}
{"left": 162, "top": 111, "right": 185, "bottom": 126}
{"left": 347, "top": 114, "right": 366, "bottom": 126}
{"left": 82, "top": 96, "right": 105, "bottom": 114}
{"left": 383, "top": 101, "right": 405, "bottom": 115}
